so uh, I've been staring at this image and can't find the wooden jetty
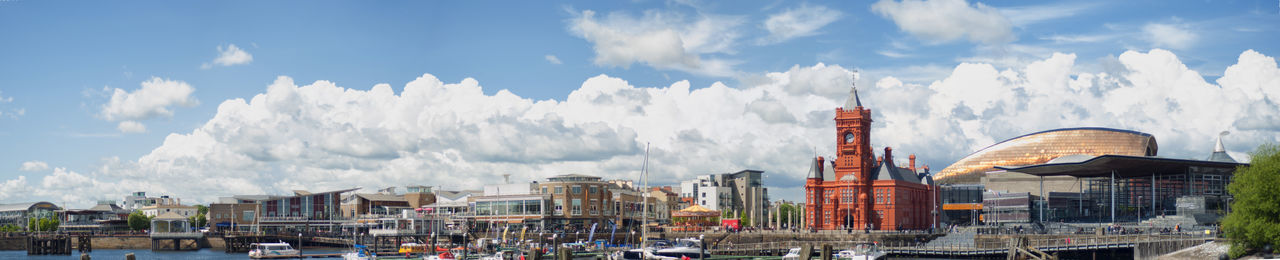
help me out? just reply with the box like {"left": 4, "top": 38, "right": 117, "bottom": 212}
{"left": 26, "top": 234, "right": 71, "bottom": 255}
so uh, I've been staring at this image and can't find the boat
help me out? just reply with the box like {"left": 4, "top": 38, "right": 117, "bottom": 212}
{"left": 835, "top": 243, "right": 885, "bottom": 260}
{"left": 782, "top": 247, "right": 802, "bottom": 260}
{"left": 423, "top": 249, "right": 458, "bottom": 260}
{"left": 479, "top": 250, "right": 519, "bottom": 260}
{"left": 400, "top": 242, "right": 430, "bottom": 254}
{"left": 249, "top": 241, "right": 300, "bottom": 258}
{"left": 342, "top": 244, "right": 377, "bottom": 260}
{"left": 653, "top": 238, "right": 709, "bottom": 259}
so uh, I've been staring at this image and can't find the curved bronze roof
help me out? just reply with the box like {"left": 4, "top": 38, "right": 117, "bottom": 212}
{"left": 935, "top": 127, "right": 1157, "bottom": 184}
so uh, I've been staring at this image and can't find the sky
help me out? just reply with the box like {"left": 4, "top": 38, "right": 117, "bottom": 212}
{"left": 1, "top": 0, "right": 1278, "bottom": 208}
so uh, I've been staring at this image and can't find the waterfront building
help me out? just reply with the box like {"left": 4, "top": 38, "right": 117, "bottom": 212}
{"left": 678, "top": 170, "right": 770, "bottom": 227}
{"left": 0, "top": 202, "right": 61, "bottom": 229}
{"left": 60, "top": 201, "right": 129, "bottom": 232}
{"left": 804, "top": 87, "right": 939, "bottom": 231}
{"left": 934, "top": 128, "right": 1158, "bottom": 185}
{"left": 139, "top": 197, "right": 197, "bottom": 218}
{"left": 649, "top": 187, "right": 678, "bottom": 224}
{"left": 939, "top": 184, "right": 983, "bottom": 226}
{"left": 404, "top": 185, "right": 437, "bottom": 209}
{"left": 537, "top": 174, "right": 612, "bottom": 230}
{"left": 470, "top": 183, "right": 550, "bottom": 231}
{"left": 210, "top": 188, "right": 355, "bottom": 233}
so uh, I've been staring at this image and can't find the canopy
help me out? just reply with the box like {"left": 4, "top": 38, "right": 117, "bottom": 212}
{"left": 995, "top": 154, "right": 1246, "bottom": 178}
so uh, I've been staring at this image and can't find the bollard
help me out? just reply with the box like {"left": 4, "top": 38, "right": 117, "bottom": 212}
{"left": 80, "top": 252, "right": 90, "bottom": 260}
{"left": 820, "top": 244, "right": 832, "bottom": 260}
{"left": 125, "top": 252, "right": 136, "bottom": 260}
{"left": 799, "top": 245, "right": 812, "bottom": 260}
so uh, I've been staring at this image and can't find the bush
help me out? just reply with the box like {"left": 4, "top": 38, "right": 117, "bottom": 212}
{"left": 1222, "top": 143, "right": 1280, "bottom": 258}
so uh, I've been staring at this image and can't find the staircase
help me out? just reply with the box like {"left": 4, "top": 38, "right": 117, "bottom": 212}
{"left": 924, "top": 229, "right": 975, "bottom": 248}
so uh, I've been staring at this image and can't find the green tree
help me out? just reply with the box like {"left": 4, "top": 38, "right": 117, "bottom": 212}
{"left": 128, "top": 210, "right": 151, "bottom": 231}
{"left": 1223, "top": 143, "right": 1280, "bottom": 258}
{"left": 779, "top": 204, "right": 796, "bottom": 225}
{"left": 739, "top": 212, "right": 750, "bottom": 227}
{"left": 188, "top": 213, "right": 208, "bottom": 228}
{"left": 196, "top": 205, "right": 209, "bottom": 215}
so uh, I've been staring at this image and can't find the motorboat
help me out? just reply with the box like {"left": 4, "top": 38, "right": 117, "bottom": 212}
{"left": 400, "top": 242, "right": 429, "bottom": 255}
{"left": 479, "top": 250, "right": 519, "bottom": 260}
{"left": 782, "top": 247, "right": 802, "bottom": 260}
{"left": 249, "top": 241, "right": 300, "bottom": 258}
{"left": 424, "top": 249, "right": 459, "bottom": 260}
{"left": 653, "top": 238, "right": 710, "bottom": 259}
{"left": 835, "top": 243, "right": 885, "bottom": 260}
{"left": 342, "top": 244, "right": 376, "bottom": 260}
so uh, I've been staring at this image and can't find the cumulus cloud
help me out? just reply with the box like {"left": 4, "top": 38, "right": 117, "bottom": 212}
{"left": 2, "top": 49, "right": 1277, "bottom": 207}
{"left": 1143, "top": 22, "right": 1197, "bottom": 50}
{"left": 99, "top": 77, "right": 198, "bottom": 133}
{"left": 545, "top": 55, "right": 563, "bottom": 65}
{"left": 871, "top": 0, "right": 1015, "bottom": 45}
{"left": 568, "top": 9, "right": 743, "bottom": 77}
{"left": 0, "top": 176, "right": 29, "bottom": 201}
{"left": 758, "top": 5, "right": 842, "bottom": 45}
{"left": 19, "top": 161, "right": 49, "bottom": 172}
{"left": 201, "top": 44, "right": 253, "bottom": 69}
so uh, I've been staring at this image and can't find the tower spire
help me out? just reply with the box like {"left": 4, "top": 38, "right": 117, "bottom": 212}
{"left": 844, "top": 85, "right": 862, "bottom": 108}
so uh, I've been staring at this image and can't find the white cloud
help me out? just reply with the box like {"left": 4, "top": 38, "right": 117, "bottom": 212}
{"left": 0, "top": 90, "right": 19, "bottom": 119}
{"left": 2, "top": 49, "right": 1277, "bottom": 206}
{"left": 871, "top": 0, "right": 1014, "bottom": 45}
{"left": 758, "top": 5, "right": 842, "bottom": 45}
{"left": 117, "top": 121, "right": 146, "bottom": 133}
{"left": 19, "top": 161, "right": 49, "bottom": 172}
{"left": 545, "top": 55, "right": 563, "bottom": 65}
{"left": 999, "top": 2, "right": 1098, "bottom": 27}
{"left": 877, "top": 50, "right": 910, "bottom": 58}
{"left": 201, "top": 44, "right": 253, "bottom": 69}
{"left": 1041, "top": 34, "right": 1116, "bottom": 44}
{"left": 99, "top": 77, "right": 198, "bottom": 133}
{"left": 0, "top": 176, "right": 28, "bottom": 201}
{"left": 1143, "top": 22, "right": 1197, "bottom": 50}
{"left": 568, "top": 9, "right": 743, "bottom": 77}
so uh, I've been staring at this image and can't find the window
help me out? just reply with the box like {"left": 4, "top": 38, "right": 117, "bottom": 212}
{"left": 242, "top": 211, "right": 254, "bottom": 222}
{"left": 571, "top": 199, "right": 582, "bottom": 215}
{"left": 525, "top": 200, "right": 541, "bottom": 215}
{"left": 542, "top": 187, "right": 548, "bottom": 194}
{"left": 554, "top": 187, "right": 564, "bottom": 194}
{"left": 701, "top": 192, "right": 706, "bottom": 198}
{"left": 554, "top": 200, "right": 564, "bottom": 215}
{"left": 572, "top": 186, "right": 583, "bottom": 194}
{"left": 590, "top": 199, "right": 599, "bottom": 215}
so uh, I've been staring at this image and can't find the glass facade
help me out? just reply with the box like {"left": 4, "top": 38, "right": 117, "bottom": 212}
{"left": 473, "top": 199, "right": 546, "bottom": 216}
{"left": 936, "top": 128, "right": 1157, "bottom": 184}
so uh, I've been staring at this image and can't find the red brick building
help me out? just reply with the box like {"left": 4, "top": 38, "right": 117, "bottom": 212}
{"left": 804, "top": 87, "right": 939, "bottom": 231}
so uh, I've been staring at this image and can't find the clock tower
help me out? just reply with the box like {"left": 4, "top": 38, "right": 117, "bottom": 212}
{"left": 834, "top": 87, "right": 873, "bottom": 183}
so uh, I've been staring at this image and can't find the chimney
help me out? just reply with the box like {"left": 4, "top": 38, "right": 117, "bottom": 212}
{"left": 876, "top": 156, "right": 883, "bottom": 166}
{"left": 909, "top": 154, "right": 917, "bottom": 172}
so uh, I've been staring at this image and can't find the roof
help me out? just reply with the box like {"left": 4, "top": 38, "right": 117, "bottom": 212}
{"left": 153, "top": 212, "right": 187, "bottom": 220}
{"left": 806, "top": 157, "right": 822, "bottom": 179}
{"left": 995, "top": 154, "right": 1247, "bottom": 178}
{"left": 88, "top": 203, "right": 124, "bottom": 212}
{"left": 355, "top": 193, "right": 407, "bottom": 202}
{"left": 434, "top": 190, "right": 478, "bottom": 201}
{"left": 822, "top": 160, "right": 836, "bottom": 181}
{"left": 935, "top": 127, "right": 1158, "bottom": 184}
{"left": 232, "top": 188, "right": 359, "bottom": 202}
{"left": 1207, "top": 136, "right": 1237, "bottom": 163}
{"left": 844, "top": 87, "right": 862, "bottom": 108}
{"left": 0, "top": 202, "right": 59, "bottom": 212}
{"left": 871, "top": 159, "right": 921, "bottom": 183}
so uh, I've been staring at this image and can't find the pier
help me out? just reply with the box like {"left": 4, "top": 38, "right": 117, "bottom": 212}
{"left": 26, "top": 234, "right": 71, "bottom": 255}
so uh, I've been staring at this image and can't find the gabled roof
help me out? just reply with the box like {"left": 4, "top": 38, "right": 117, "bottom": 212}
{"left": 88, "top": 203, "right": 124, "bottom": 212}
{"left": 871, "top": 159, "right": 921, "bottom": 183}
{"left": 1207, "top": 136, "right": 1237, "bottom": 163}
{"left": 434, "top": 190, "right": 476, "bottom": 201}
{"left": 822, "top": 160, "right": 836, "bottom": 181}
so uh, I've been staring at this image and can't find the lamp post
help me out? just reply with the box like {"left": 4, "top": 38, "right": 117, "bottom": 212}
{"left": 1138, "top": 196, "right": 1143, "bottom": 222}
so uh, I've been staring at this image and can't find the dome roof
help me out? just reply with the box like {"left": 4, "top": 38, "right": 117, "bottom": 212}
{"left": 935, "top": 127, "right": 1157, "bottom": 184}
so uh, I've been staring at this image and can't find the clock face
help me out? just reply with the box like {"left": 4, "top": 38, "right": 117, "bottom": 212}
{"left": 844, "top": 133, "right": 855, "bottom": 143}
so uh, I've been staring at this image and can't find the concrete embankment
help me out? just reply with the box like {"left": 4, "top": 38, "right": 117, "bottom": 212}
{"left": 1, "top": 236, "right": 226, "bottom": 250}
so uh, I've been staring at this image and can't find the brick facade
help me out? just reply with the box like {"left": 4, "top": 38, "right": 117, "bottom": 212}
{"left": 804, "top": 87, "right": 939, "bottom": 231}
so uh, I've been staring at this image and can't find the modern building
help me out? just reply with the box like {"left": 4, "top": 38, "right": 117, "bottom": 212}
{"left": 804, "top": 87, "right": 939, "bottom": 231}
{"left": 939, "top": 184, "right": 984, "bottom": 226}
{"left": 0, "top": 202, "right": 61, "bottom": 229}
{"left": 210, "top": 188, "right": 356, "bottom": 233}
{"left": 343, "top": 192, "right": 411, "bottom": 218}
{"left": 121, "top": 191, "right": 161, "bottom": 212}
{"left": 679, "top": 170, "right": 770, "bottom": 227}
{"left": 470, "top": 183, "right": 550, "bottom": 231}
{"left": 934, "top": 128, "right": 1158, "bottom": 185}
{"left": 404, "top": 185, "right": 437, "bottom": 209}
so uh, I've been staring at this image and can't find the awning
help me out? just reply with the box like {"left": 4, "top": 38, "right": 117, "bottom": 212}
{"left": 995, "top": 155, "right": 1246, "bottom": 178}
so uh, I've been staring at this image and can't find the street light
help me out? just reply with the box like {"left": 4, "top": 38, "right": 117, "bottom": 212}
{"left": 1138, "top": 196, "right": 1143, "bottom": 222}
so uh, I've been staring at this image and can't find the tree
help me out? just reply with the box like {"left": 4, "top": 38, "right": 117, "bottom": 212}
{"left": 1223, "top": 143, "right": 1280, "bottom": 258}
{"left": 128, "top": 210, "right": 151, "bottom": 231}
{"left": 196, "top": 205, "right": 209, "bottom": 215}
{"left": 739, "top": 212, "right": 751, "bottom": 227}
{"left": 188, "top": 213, "right": 208, "bottom": 228}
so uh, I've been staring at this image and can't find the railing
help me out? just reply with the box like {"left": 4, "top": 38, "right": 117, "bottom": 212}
{"left": 703, "top": 232, "right": 1215, "bottom": 256}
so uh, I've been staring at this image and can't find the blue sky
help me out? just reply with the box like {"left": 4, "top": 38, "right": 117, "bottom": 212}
{"left": 1, "top": 0, "right": 1278, "bottom": 207}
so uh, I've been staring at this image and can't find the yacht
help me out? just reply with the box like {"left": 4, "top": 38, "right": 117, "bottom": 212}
{"left": 835, "top": 243, "right": 885, "bottom": 260}
{"left": 653, "top": 238, "right": 710, "bottom": 259}
{"left": 249, "top": 241, "right": 300, "bottom": 258}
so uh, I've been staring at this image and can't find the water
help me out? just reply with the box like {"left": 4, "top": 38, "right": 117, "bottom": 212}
{"left": 0, "top": 248, "right": 349, "bottom": 260}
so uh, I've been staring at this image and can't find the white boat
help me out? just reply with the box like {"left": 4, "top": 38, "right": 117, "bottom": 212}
{"left": 653, "top": 238, "right": 710, "bottom": 259}
{"left": 835, "top": 243, "right": 885, "bottom": 260}
{"left": 782, "top": 247, "right": 802, "bottom": 260}
{"left": 341, "top": 244, "right": 376, "bottom": 260}
{"left": 249, "top": 241, "right": 300, "bottom": 258}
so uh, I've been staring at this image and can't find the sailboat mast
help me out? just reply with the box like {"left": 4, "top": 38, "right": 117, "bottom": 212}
{"left": 640, "top": 142, "right": 650, "bottom": 246}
